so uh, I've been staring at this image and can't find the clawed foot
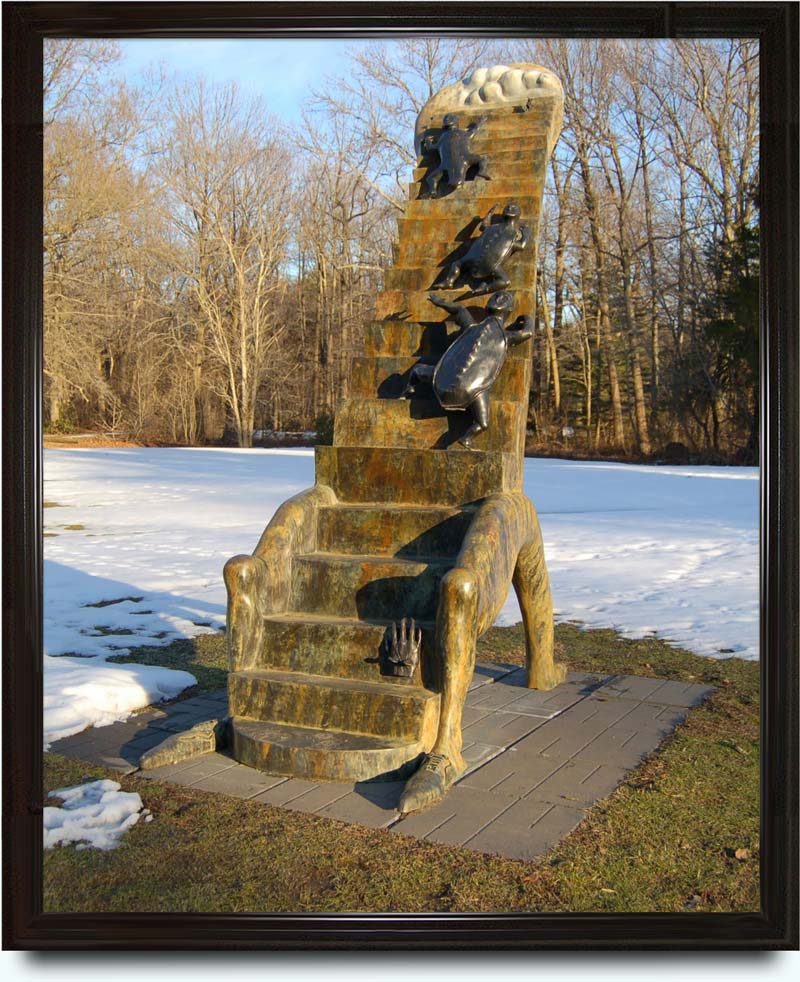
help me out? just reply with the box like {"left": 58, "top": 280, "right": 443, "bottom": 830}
{"left": 398, "top": 752, "right": 465, "bottom": 813}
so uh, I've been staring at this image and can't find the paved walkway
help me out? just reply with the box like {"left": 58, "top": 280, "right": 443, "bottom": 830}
{"left": 50, "top": 665, "right": 713, "bottom": 861}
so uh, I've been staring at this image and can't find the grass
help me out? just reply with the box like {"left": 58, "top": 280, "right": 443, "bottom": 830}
{"left": 44, "top": 623, "right": 759, "bottom": 914}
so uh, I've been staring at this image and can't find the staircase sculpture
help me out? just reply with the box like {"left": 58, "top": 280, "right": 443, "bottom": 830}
{"left": 224, "top": 64, "right": 566, "bottom": 812}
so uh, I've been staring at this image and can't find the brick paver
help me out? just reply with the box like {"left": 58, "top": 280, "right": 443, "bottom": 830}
{"left": 49, "top": 670, "right": 714, "bottom": 862}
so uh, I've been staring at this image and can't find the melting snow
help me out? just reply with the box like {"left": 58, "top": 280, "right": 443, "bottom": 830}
{"left": 44, "top": 779, "right": 151, "bottom": 851}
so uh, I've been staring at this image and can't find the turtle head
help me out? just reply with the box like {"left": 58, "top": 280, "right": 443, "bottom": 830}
{"left": 487, "top": 291, "right": 514, "bottom": 317}
{"left": 442, "top": 113, "right": 458, "bottom": 129}
{"left": 502, "top": 203, "right": 521, "bottom": 222}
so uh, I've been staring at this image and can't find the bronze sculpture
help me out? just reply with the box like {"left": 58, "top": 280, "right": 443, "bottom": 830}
{"left": 222, "top": 63, "right": 567, "bottom": 816}
{"left": 421, "top": 113, "right": 490, "bottom": 196}
{"left": 439, "top": 203, "right": 530, "bottom": 293}
{"left": 398, "top": 292, "right": 534, "bottom": 449}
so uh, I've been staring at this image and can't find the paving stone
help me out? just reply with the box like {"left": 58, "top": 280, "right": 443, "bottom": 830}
{"left": 461, "top": 741, "right": 505, "bottom": 774}
{"left": 466, "top": 683, "right": 538, "bottom": 711}
{"left": 465, "top": 799, "right": 585, "bottom": 860}
{"left": 280, "top": 783, "right": 354, "bottom": 813}
{"left": 577, "top": 724, "right": 665, "bottom": 768}
{"left": 460, "top": 705, "right": 494, "bottom": 728}
{"left": 318, "top": 786, "right": 401, "bottom": 829}
{"left": 352, "top": 780, "right": 406, "bottom": 806}
{"left": 594, "top": 675, "right": 671, "bottom": 702}
{"left": 641, "top": 680, "right": 716, "bottom": 708}
{"left": 187, "top": 764, "right": 288, "bottom": 798}
{"left": 459, "top": 748, "right": 566, "bottom": 797}
{"left": 84, "top": 751, "right": 138, "bottom": 775}
{"left": 497, "top": 686, "right": 581, "bottom": 719}
{"left": 525, "top": 758, "right": 631, "bottom": 807}
{"left": 391, "top": 786, "right": 516, "bottom": 846}
{"left": 615, "top": 701, "right": 688, "bottom": 735}
{"left": 470, "top": 662, "right": 518, "bottom": 689}
{"left": 249, "top": 778, "right": 322, "bottom": 806}
{"left": 138, "top": 752, "right": 237, "bottom": 785}
{"left": 122, "top": 729, "right": 171, "bottom": 753}
{"left": 318, "top": 793, "right": 399, "bottom": 829}
{"left": 461, "top": 711, "right": 547, "bottom": 748}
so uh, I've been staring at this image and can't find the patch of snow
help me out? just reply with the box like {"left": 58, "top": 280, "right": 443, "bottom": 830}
{"left": 43, "top": 448, "right": 759, "bottom": 746}
{"left": 44, "top": 779, "right": 149, "bottom": 851}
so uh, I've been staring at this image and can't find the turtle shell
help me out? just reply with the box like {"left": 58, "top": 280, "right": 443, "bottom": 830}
{"left": 433, "top": 316, "right": 508, "bottom": 410}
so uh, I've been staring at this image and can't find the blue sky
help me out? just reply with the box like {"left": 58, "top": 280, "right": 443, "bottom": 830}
{"left": 116, "top": 38, "right": 374, "bottom": 122}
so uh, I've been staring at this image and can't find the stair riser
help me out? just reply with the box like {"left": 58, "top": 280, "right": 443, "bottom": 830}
{"left": 260, "top": 617, "right": 437, "bottom": 685}
{"left": 376, "top": 289, "right": 535, "bottom": 323}
{"left": 395, "top": 211, "right": 540, "bottom": 246}
{"left": 413, "top": 148, "right": 549, "bottom": 183}
{"left": 403, "top": 194, "right": 542, "bottom": 223}
{"left": 363, "top": 322, "right": 530, "bottom": 361}
{"left": 315, "top": 445, "right": 522, "bottom": 504}
{"left": 228, "top": 673, "right": 440, "bottom": 742}
{"left": 397, "top": 235, "right": 539, "bottom": 269}
{"left": 384, "top": 264, "right": 534, "bottom": 294}
{"left": 231, "top": 722, "right": 426, "bottom": 781}
{"left": 350, "top": 355, "right": 528, "bottom": 402}
{"left": 316, "top": 504, "right": 473, "bottom": 559}
{"left": 290, "top": 556, "right": 448, "bottom": 622}
{"left": 334, "top": 398, "right": 520, "bottom": 453}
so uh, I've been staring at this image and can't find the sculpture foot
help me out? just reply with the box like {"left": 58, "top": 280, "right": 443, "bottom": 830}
{"left": 398, "top": 752, "right": 465, "bottom": 813}
{"left": 527, "top": 660, "right": 568, "bottom": 691}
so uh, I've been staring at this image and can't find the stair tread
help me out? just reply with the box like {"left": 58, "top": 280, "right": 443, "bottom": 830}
{"left": 297, "top": 551, "right": 455, "bottom": 566}
{"left": 233, "top": 666, "right": 437, "bottom": 700}
{"left": 264, "top": 610, "right": 435, "bottom": 630}
{"left": 231, "top": 717, "right": 420, "bottom": 751}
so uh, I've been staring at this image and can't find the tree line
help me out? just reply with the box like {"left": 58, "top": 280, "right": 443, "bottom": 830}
{"left": 43, "top": 37, "right": 759, "bottom": 461}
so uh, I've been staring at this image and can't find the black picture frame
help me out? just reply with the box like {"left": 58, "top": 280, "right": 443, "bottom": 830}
{"left": 3, "top": 1, "right": 797, "bottom": 951}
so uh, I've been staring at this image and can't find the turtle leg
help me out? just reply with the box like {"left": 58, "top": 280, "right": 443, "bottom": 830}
{"left": 457, "top": 390, "right": 490, "bottom": 449}
{"left": 440, "top": 260, "right": 462, "bottom": 290}
{"left": 470, "top": 153, "right": 491, "bottom": 181}
{"left": 399, "top": 363, "right": 434, "bottom": 398}
{"left": 425, "top": 165, "right": 443, "bottom": 196}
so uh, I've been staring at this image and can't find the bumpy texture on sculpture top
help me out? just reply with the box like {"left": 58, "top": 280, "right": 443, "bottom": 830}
{"left": 420, "top": 113, "right": 490, "bottom": 196}
{"left": 415, "top": 63, "right": 563, "bottom": 156}
{"left": 439, "top": 202, "right": 531, "bottom": 293}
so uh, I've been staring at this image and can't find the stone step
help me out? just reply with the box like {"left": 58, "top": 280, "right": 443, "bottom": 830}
{"left": 394, "top": 212, "right": 541, "bottom": 249}
{"left": 411, "top": 148, "right": 547, "bottom": 184}
{"left": 408, "top": 170, "right": 545, "bottom": 199}
{"left": 334, "top": 396, "right": 521, "bottom": 453}
{"left": 290, "top": 552, "right": 452, "bottom": 621}
{"left": 228, "top": 668, "right": 440, "bottom": 742}
{"left": 396, "top": 233, "right": 540, "bottom": 270}
{"left": 316, "top": 502, "right": 475, "bottom": 559}
{"left": 418, "top": 131, "right": 549, "bottom": 157}
{"left": 315, "top": 444, "right": 522, "bottom": 504}
{"left": 376, "top": 288, "right": 535, "bottom": 322}
{"left": 403, "top": 194, "right": 541, "bottom": 221}
{"left": 384, "top": 262, "right": 534, "bottom": 294}
{"left": 349, "top": 354, "right": 529, "bottom": 401}
{"left": 258, "top": 610, "right": 436, "bottom": 684}
{"left": 229, "top": 717, "right": 428, "bottom": 782}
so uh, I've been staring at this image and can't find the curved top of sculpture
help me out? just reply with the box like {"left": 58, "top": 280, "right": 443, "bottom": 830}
{"left": 415, "top": 63, "right": 564, "bottom": 156}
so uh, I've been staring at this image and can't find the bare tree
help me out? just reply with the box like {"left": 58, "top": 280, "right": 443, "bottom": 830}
{"left": 157, "top": 80, "right": 293, "bottom": 447}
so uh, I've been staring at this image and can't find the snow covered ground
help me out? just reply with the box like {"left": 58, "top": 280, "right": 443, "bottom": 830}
{"left": 44, "top": 779, "right": 151, "bottom": 850}
{"left": 42, "top": 448, "right": 759, "bottom": 745}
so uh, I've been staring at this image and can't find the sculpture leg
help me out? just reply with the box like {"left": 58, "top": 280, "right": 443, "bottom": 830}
{"left": 457, "top": 390, "right": 490, "bottom": 448}
{"left": 399, "top": 363, "right": 434, "bottom": 398}
{"left": 425, "top": 167, "right": 444, "bottom": 196}
{"left": 470, "top": 154, "right": 491, "bottom": 181}
{"left": 223, "top": 554, "right": 268, "bottom": 673}
{"left": 399, "top": 568, "right": 477, "bottom": 813}
{"left": 440, "top": 261, "right": 461, "bottom": 289}
{"left": 512, "top": 536, "right": 567, "bottom": 690}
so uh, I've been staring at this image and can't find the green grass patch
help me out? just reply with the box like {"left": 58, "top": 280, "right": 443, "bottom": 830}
{"left": 108, "top": 632, "right": 228, "bottom": 696}
{"left": 44, "top": 624, "right": 759, "bottom": 914}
